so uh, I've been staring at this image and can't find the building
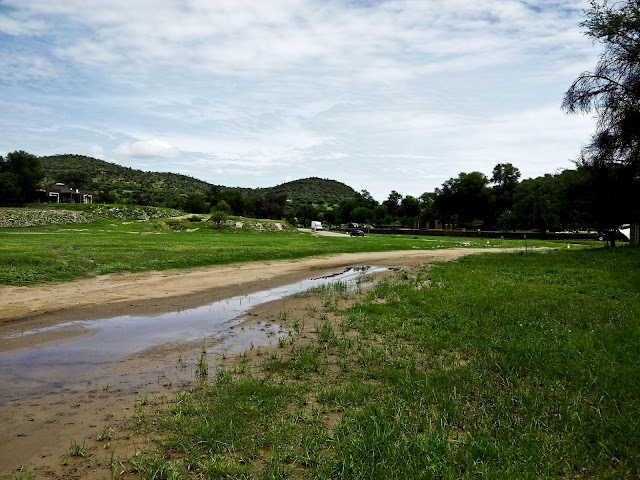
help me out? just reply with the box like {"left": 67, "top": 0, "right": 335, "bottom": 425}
{"left": 34, "top": 183, "right": 93, "bottom": 204}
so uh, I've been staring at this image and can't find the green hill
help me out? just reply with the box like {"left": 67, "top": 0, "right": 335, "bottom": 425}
{"left": 38, "top": 155, "right": 358, "bottom": 209}
{"left": 39, "top": 154, "right": 215, "bottom": 206}
{"left": 253, "top": 177, "right": 357, "bottom": 202}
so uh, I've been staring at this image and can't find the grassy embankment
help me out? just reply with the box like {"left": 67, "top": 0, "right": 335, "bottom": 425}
{"left": 0, "top": 206, "right": 587, "bottom": 286}
{"left": 88, "top": 246, "right": 639, "bottom": 479}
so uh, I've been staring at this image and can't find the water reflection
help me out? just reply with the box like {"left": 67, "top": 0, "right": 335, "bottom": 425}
{"left": 0, "top": 266, "right": 385, "bottom": 401}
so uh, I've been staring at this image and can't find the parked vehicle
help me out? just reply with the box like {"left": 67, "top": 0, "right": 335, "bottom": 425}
{"left": 311, "top": 221, "right": 323, "bottom": 231}
{"left": 350, "top": 229, "right": 365, "bottom": 237}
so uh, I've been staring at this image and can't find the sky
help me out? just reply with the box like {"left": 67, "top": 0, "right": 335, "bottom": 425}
{"left": 0, "top": 0, "right": 601, "bottom": 201}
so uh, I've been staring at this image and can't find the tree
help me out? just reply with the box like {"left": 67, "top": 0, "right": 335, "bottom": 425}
{"left": 398, "top": 195, "right": 421, "bottom": 227}
{"left": 434, "top": 172, "right": 490, "bottom": 227}
{"left": 206, "top": 185, "right": 222, "bottom": 205}
{"left": 419, "top": 192, "right": 437, "bottom": 229}
{"left": 373, "top": 205, "right": 390, "bottom": 224}
{"left": 209, "top": 208, "right": 228, "bottom": 227}
{"left": 324, "top": 208, "right": 338, "bottom": 227}
{"left": 292, "top": 203, "right": 320, "bottom": 227}
{"left": 563, "top": 0, "right": 640, "bottom": 170}
{"left": 512, "top": 175, "right": 560, "bottom": 236}
{"left": 510, "top": 169, "right": 596, "bottom": 234}
{"left": 358, "top": 189, "right": 378, "bottom": 209}
{"left": 490, "top": 163, "right": 521, "bottom": 228}
{"left": 58, "top": 170, "right": 92, "bottom": 189}
{"left": 0, "top": 172, "right": 21, "bottom": 206}
{"left": 490, "top": 163, "right": 521, "bottom": 194}
{"left": 184, "top": 194, "right": 209, "bottom": 213}
{"left": 575, "top": 162, "right": 636, "bottom": 240}
{"left": 0, "top": 151, "right": 43, "bottom": 205}
{"left": 132, "top": 191, "right": 155, "bottom": 206}
{"left": 352, "top": 206, "right": 373, "bottom": 225}
{"left": 254, "top": 192, "right": 287, "bottom": 219}
{"left": 383, "top": 191, "right": 403, "bottom": 218}
{"left": 95, "top": 189, "right": 118, "bottom": 204}
{"left": 562, "top": 0, "right": 640, "bottom": 243}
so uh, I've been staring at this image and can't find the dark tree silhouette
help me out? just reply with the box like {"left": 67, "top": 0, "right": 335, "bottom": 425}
{"left": 0, "top": 151, "right": 43, "bottom": 205}
{"left": 563, "top": 0, "right": 640, "bottom": 244}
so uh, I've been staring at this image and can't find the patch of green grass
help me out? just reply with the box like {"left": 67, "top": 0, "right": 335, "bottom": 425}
{"left": 131, "top": 246, "right": 639, "bottom": 478}
{"left": 0, "top": 213, "right": 589, "bottom": 285}
{"left": 141, "top": 373, "right": 306, "bottom": 477}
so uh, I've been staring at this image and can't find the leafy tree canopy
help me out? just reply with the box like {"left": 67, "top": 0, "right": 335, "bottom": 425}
{"left": 0, "top": 150, "right": 43, "bottom": 205}
{"left": 563, "top": 0, "right": 640, "bottom": 171}
{"left": 562, "top": 0, "right": 640, "bottom": 239}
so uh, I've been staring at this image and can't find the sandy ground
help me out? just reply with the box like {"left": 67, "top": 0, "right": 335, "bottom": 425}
{"left": 0, "top": 248, "right": 494, "bottom": 479}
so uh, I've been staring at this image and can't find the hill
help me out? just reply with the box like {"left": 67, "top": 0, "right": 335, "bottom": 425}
{"left": 252, "top": 177, "right": 357, "bottom": 203}
{"left": 39, "top": 154, "right": 215, "bottom": 206}
{"left": 38, "top": 155, "right": 358, "bottom": 210}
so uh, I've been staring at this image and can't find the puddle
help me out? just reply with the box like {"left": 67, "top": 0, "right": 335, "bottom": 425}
{"left": 0, "top": 266, "right": 385, "bottom": 402}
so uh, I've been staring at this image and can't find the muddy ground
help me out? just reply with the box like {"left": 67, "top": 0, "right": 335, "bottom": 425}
{"left": 0, "top": 248, "right": 492, "bottom": 479}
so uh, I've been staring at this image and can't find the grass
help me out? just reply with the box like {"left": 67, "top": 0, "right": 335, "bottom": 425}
{"left": 120, "top": 246, "right": 640, "bottom": 478}
{"left": 0, "top": 214, "right": 591, "bottom": 286}
{"left": 69, "top": 439, "right": 87, "bottom": 458}
{"left": 10, "top": 473, "right": 37, "bottom": 480}
{"left": 196, "top": 346, "right": 209, "bottom": 377}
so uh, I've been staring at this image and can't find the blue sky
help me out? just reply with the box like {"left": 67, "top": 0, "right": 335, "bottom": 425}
{"left": 1, "top": 0, "right": 599, "bottom": 201}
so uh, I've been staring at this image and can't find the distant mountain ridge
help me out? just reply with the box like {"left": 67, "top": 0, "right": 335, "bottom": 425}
{"left": 38, "top": 154, "right": 357, "bottom": 205}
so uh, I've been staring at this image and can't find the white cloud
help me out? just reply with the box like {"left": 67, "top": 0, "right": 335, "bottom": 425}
{"left": 0, "top": 0, "right": 601, "bottom": 197}
{"left": 0, "top": 54, "right": 58, "bottom": 83}
{"left": 114, "top": 139, "right": 180, "bottom": 158}
{"left": 0, "top": 14, "right": 47, "bottom": 35}
{"left": 89, "top": 145, "right": 105, "bottom": 159}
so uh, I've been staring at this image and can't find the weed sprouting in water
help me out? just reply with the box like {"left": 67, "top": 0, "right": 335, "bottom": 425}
{"left": 158, "top": 372, "right": 173, "bottom": 388}
{"left": 69, "top": 439, "right": 86, "bottom": 457}
{"left": 176, "top": 354, "right": 187, "bottom": 369}
{"left": 10, "top": 472, "right": 37, "bottom": 480}
{"left": 109, "top": 449, "right": 126, "bottom": 480}
{"left": 293, "top": 317, "right": 300, "bottom": 331}
{"left": 133, "top": 408, "right": 145, "bottom": 425}
{"left": 197, "top": 346, "right": 209, "bottom": 377}
{"left": 96, "top": 426, "right": 113, "bottom": 443}
{"left": 239, "top": 349, "right": 249, "bottom": 363}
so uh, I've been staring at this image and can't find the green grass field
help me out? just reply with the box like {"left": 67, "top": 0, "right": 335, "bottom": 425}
{"left": 0, "top": 214, "right": 595, "bottom": 286}
{"left": 117, "top": 246, "right": 640, "bottom": 479}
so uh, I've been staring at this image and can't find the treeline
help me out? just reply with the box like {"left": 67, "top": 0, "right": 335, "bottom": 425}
{"left": 2, "top": 151, "right": 635, "bottom": 234}
{"left": 288, "top": 162, "right": 635, "bottom": 235}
